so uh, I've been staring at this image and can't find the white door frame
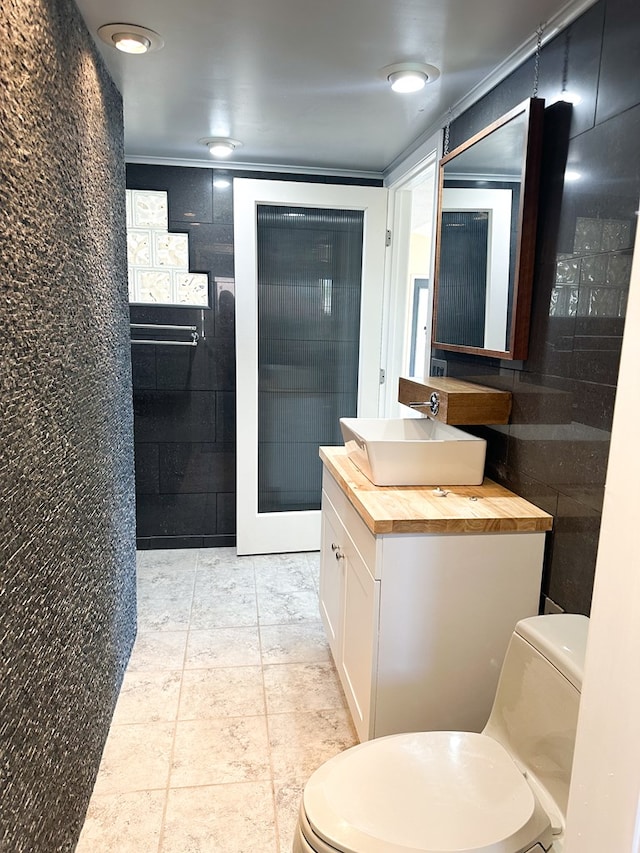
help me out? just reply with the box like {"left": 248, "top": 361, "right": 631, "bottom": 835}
{"left": 380, "top": 134, "right": 440, "bottom": 416}
{"left": 234, "top": 178, "right": 388, "bottom": 555}
{"left": 441, "top": 187, "right": 512, "bottom": 352}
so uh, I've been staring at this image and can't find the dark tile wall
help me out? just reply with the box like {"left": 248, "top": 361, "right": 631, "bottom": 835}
{"left": 127, "top": 165, "right": 237, "bottom": 549}
{"left": 0, "top": 0, "right": 136, "bottom": 850}
{"left": 435, "top": 0, "right": 639, "bottom": 615}
{"left": 127, "top": 165, "right": 381, "bottom": 549}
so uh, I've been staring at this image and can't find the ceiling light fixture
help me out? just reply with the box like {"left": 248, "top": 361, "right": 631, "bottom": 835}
{"left": 97, "top": 24, "right": 164, "bottom": 54}
{"left": 381, "top": 62, "right": 440, "bottom": 94}
{"left": 200, "top": 138, "right": 243, "bottom": 159}
{"left": 389, "top": 70, "right": 427, "bottom": 93}
{"left": 113, "top": 33, "right": 150, "bottom": 54}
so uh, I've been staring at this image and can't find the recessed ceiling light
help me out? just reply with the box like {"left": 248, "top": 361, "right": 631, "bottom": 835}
{"left": 113, "top": 33, "right": 150, "bottom": 54}
{"left": 200, "top": 138, "right": 243, "bottom": 159}
{"left": 388, "top": 70, "right": 426, "bottom": 93}
{"left": 97, "top": 24, "right": 164, "bottom": 54}
{"left": 381, "top": 62, "right": 440, "bottom": 94}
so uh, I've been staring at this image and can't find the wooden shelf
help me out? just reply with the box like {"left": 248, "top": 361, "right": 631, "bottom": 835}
{"left": 398, "top": 376, "right": 512, "bottom": 425}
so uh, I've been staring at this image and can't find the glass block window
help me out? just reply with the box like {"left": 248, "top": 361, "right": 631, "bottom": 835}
{"left": 549, "top": 216, "right": 634, "bottom": 318}
{"left": 126, "top": 189, "right": 210, "bottom": 306}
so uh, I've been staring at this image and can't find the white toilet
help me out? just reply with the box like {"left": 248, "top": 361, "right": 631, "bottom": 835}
{"left": 294, "top": 613, "right": 588, "bottom": 853}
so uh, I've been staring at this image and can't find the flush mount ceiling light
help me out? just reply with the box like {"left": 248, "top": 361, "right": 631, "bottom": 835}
{"left": 382, "top": 62, "right": 440, "bottom": 93}
{"left": 200, "top": 137, "right": 243, "bottom": 158}
{"left": 97, "top": 23, "right": 164, "bottom": 54}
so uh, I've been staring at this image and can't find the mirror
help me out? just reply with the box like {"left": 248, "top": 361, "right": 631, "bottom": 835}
{"left": 432, "top": 98, "right": 544, "bottom": 360}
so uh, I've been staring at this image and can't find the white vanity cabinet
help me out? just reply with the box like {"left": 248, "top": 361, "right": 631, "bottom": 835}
{"left": 319, "top": 451, "right": 552, "bottom": 742}
{"left": 320, "top": 479, "right": 380, "bottom": 740}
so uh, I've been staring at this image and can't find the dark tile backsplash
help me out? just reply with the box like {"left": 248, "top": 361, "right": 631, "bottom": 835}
{"left": 595, "top": 0, "right": 640, "bottom": 124}
{"left": 136, "top": 493, "right": 217, "bottom": 538}
{"left": 1, "top": 0, "right": 136, "bottom": 849}
{"left": 133, "top": 390, "right": 218, "bottom": 444}
{"left": 439, "top": 0, "right": 638, "bottom": 615}
{"left": 126, "top": 164, "right": 215, "bottom": 223}
{"left": 159, "top": 443, "right": 236, "bottom": 494}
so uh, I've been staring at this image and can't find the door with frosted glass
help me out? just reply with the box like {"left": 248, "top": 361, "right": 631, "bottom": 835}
{"left": 235, "top": 179, "right": 387, "bottom": 555}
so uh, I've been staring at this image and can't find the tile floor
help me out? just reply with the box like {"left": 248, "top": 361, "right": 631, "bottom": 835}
{"left": 77, "top": 547, "right": 358, "bottom": 853}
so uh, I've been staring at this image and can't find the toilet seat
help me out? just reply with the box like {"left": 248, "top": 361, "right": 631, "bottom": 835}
{"left": 300, "top": 731, "right": 553, "bottom": 853}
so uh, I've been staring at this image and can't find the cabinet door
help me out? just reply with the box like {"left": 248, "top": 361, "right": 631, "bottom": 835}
{"left": 319, "top": 501, "right": 345, "bottom": 659}
{"left": 340, "top": 547, "right": 380, "bottom": 741}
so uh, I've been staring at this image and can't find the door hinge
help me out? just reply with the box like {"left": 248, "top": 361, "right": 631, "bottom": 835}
{"left": 379, "top": 368, "right": 386, "bottom": 385}
{"left": 385, "top": 229, "right": 392, "bottom": 247}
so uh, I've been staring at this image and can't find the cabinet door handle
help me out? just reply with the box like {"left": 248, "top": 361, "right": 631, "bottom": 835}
{"left": 331, "top": 542, "right": 345, "bottom": 560}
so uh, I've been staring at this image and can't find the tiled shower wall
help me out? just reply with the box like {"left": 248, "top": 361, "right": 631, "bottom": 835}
{"left": 0, "top": 1, "right": 136, "bottom": 850}
{"left": 127, "top": 165, "right": 380, "bottom": 549}
{"left": 127, "top": 165, "right": 238, "bottom": 549}
{"left": 436, "top": 0, "right": 640, "bottom": 615}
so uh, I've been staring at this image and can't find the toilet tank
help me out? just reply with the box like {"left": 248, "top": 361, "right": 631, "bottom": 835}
{"left": 483, "top": 614, "right": 589, "bottom": 825}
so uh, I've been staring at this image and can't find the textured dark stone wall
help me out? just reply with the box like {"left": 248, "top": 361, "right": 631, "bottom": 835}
{"left": 436, "top": 0, "right": 639, "bottom": 616}
{"left": 0, "top": 0, "right": 136, "bottom": 850}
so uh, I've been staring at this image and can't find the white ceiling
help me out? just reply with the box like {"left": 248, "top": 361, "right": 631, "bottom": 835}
{"left": 75, "top": 0, "right": 589, "bottom": 177}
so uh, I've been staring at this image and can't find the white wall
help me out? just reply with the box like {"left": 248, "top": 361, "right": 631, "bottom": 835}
{"left": 564, "top": 214, "right": 640, "bottom": 852}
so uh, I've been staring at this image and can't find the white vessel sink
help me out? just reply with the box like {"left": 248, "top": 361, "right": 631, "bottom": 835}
{"left": 339, "top": 417, "right": 486, "bottom": 486}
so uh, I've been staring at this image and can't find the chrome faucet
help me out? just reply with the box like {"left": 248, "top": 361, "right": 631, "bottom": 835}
{"left": 408, "top": 391, "right": 440, "bottom": 417}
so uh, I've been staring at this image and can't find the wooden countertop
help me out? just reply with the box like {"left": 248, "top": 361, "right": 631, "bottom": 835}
{"left": 320, "top": 446, "right": 553, "bottom": 535}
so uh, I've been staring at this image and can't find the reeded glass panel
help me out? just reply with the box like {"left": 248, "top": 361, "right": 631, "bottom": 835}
{"left": 257, "top": 205, "right": 364, "bottom": 513}
{"left": 436, "top": 211, "right": 488, "bottom": 348}
{"left": 408, "top": 277, "right": 430, "bottom": 376}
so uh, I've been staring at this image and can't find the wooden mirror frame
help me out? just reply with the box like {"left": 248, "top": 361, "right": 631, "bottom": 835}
{"left": 432, "top": 98, "right": 545, "bottom": 360}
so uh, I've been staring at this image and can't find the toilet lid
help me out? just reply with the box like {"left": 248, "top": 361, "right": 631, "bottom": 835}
{"left": 302, "top": 731, "right": 552, "bottom": 853}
